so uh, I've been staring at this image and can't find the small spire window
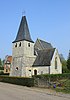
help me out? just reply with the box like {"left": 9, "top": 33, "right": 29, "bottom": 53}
{"left": 15, "top": 43, "right": 17, "bottom": 47}
{"left": 19, "top": 42, "right": 21, "bottom": 47}
{"left": 28, "top": 43, "right": 30, "bottom": 47}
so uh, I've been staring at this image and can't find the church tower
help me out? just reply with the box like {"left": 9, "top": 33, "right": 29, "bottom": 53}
{"left": 10, "top": 16, "right": 36, "bottom": 77}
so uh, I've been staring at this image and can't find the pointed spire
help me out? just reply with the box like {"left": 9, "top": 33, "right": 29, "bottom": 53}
{"left": 13, "top": 16, "right": 34, "bottom": 43}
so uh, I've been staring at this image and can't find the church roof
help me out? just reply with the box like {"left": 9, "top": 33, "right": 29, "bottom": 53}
{"left": 33, "top": 48, "right": 55, "bottom": 66}
{"left": 39, "top": 39, "right": 53, "bottom": 49}
{"left": 34, "top": 39, "right": 53, "bottom": 55}
{"left": 34, "top": 39, "right": 53, "bottom": 50}
{"left": 13, "top": 16, "right": 34, "bottom": 43}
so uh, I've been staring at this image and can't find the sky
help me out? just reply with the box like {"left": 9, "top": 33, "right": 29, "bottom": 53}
{"left": 0, "top": 0, "right": 70, "bottom": 60}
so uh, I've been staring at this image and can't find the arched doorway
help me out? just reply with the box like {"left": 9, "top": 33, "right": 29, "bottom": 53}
{"left": 34, "top": 69, "right": 37, "bottom": 75}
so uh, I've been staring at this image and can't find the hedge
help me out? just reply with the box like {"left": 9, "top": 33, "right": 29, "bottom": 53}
{"left": 0, "top": 67, "right": 4, "bottom": 70}
{"left": 33, "top": 73, "right": 70, "bottom": 81}
{"left": 0, "top": 76, "right": 34, "bottom": 87}
{"left": 0, "top": 73, "right": 70, "bottom": 87}
{"left": 0, "top": 71, "right": 9, "bottom": 75}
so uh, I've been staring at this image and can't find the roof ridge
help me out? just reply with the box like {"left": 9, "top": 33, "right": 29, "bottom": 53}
{"left": 38, "top": 39, "right": 44, "bottom": 49}
{"left": 38, "top": 38, "right": 51, "bottom": 44}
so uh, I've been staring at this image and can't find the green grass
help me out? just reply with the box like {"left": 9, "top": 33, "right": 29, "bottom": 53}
{"left": 54, "top": 79, "right": 70, "bottom": 93}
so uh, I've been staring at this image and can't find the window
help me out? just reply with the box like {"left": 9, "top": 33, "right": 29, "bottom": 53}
{"left": 19, "top": 42, "right": 21, "bottom": 47}
{"left": 55, "top": 57, "right": 57, "bottom": 69}
{"left": 28, "top": 43, "right": 30, "bottom": 47}
{"left": 16, "top": 67, "right": 18, "bottom": 70}
{"left": 15, "top": 43, "right": 17, "bottom": 47}
{"left": 6, "top": 69, "right": 8, "bottom": 72}
{"left": 29, "top": 70, "right": 31, "bottom": 72}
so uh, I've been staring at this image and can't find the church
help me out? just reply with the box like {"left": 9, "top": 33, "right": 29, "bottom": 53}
{"left": 10, "top": 16, "right": 62, "bottom": 77}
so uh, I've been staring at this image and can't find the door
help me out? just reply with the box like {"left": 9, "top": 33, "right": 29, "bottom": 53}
{"left": 34, "top": 69, "right": 37, "bottom": 75}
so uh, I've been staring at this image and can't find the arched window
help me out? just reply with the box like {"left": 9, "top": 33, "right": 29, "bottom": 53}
{"left": 55, "top": 57, "right": 57, "bottom": 69}
{"left": 19, "top": 42, "right": 21, "bottom": 47}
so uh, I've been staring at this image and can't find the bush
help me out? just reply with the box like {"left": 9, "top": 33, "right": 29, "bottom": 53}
{"left": 33, "top": 73, "right": 70, "bottom": 81}
{"left": 0, "top": 67, "right": 4, "bottom": 70}
{"left": 0, "top": 71, "right": 9, "bottom": 76}
{"left": 0, "top": 76, "right": 34, "bottom": 87}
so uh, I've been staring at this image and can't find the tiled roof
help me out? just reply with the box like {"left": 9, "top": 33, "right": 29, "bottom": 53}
{"left": 4, "top": 56, "right": 12, "bottom": 64}
{"left": 33, "top": 48, "right": 55, "bottom": 66}
{"left": 34, "top": 39, "right": 53, "bottom": 51}
{"left": 34, "top": 39, "right": 53, "bottom": 55}
{"left": 7, "top": 56, "right": 12, "bottom": 63}
{"left": 39, "top": 39, "right": 53, "bottom": 49}
{"left": 13, "top": 16, "right": 34, "bottom": 43}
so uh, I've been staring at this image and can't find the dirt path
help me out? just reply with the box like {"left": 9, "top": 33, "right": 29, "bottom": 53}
{"left": 0, "top": 82, "right": 70, "bottom": 100}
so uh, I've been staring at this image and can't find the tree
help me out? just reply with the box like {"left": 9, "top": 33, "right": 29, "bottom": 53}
{"left": 62, "top": 60, "right": 68, "bottom": 73}
{"left": 67, "top": 50, "right": 70, "bottom": 70}
{"left": 0, "top": 58, "right": 2, "bottom": 67}
{"left": 59, "top": 54, "right": 68, "bottom": 73}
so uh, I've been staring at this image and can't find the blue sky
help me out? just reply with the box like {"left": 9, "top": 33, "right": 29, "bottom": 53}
{"left": 0, "top": 0, "right": 70, "bottom": 60}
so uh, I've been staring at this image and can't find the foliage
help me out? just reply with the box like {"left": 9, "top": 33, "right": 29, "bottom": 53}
{"left": 0, "top": 67, "right": 4, "bottom": 70}
{"left": 0, "top": 58, "right": 2, "bottom": 67}
{"left": 33, "top": 73, "right": 70, "bottom": 81}
{"left": 67, "top": 50, "right": 70, "bottom": 70}
{"left": 0, "top": 71, "right": 9, "bottom": 75}
{"left": 67, "top": 56, "right": 70, "bottom": 70}
{"left": 0, "top": 58, "right": 4, "bottom": 69}
{"left": 33, "top": 74, "right": 70, "bottom": 93}
{"left": 54, "top": 79, "right": 70, "bottom": 93}
{"left": 62, "top": 60, "right": 68, "bottom": 73}
{"left": 0, "top": 74, "right": 70, "bottom": 93}
{"left": 2, "top": 60, "right": 5, "bottom": 67}
{"left": 0, "top": 76, "right": 34, "bottom": 87}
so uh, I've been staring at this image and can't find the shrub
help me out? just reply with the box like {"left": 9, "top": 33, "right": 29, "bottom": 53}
{"left": 0, "top": 76, "right": 34, "bottom": 87}
{"left": 0, "top": 71, "right": 9, "bottom": 75}
{"left": 33, "top": 73, "right": 70, "bottom": 81}
{"left": 0, "top": 67, "right": 4, "bottom": 70}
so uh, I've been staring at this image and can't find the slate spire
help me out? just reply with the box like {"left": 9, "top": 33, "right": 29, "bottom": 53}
{"left": 13, "top": 16, "right": 34, "bottom": 43}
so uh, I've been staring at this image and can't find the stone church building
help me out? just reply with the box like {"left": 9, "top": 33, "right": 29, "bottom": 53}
{"left": 10, "top": 16, "right": 62, "bottom": 77}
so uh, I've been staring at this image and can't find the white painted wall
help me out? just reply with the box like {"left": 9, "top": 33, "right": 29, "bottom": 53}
{"left": 25, "top": 66, "right": 49, "bottom": 77}
{"left": 50, "top": 49, "right": 62, "bottom": 74}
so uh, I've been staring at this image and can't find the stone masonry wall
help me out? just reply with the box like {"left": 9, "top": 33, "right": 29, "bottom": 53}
{"left": 10, "top": 40, "right": 36, "bottom": 77}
